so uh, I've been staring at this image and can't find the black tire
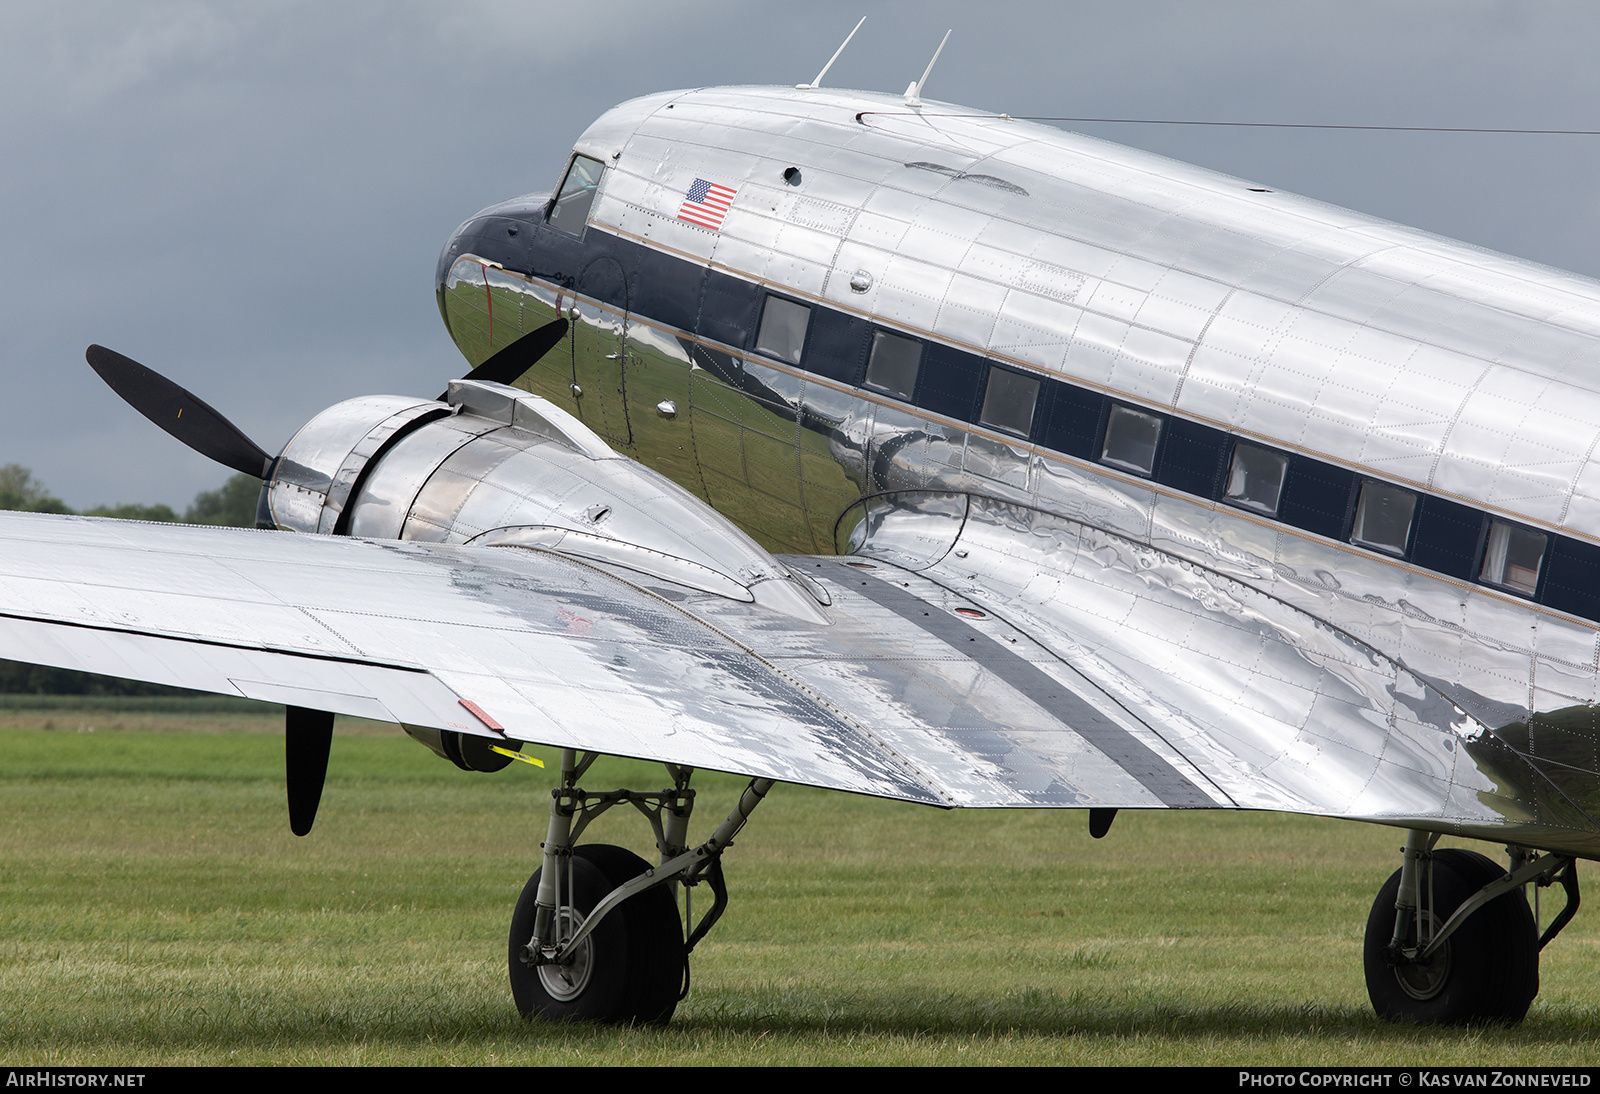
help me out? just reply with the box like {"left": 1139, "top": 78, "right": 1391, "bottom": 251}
{"left": 508, "top": 844, "right": 685, "bottom": 1025}
{"left": 570, "top": 843, "right": 685, "bottom": 1024}
{"left": 1363, "top": 848, "right": 1538, "bottom": 1025}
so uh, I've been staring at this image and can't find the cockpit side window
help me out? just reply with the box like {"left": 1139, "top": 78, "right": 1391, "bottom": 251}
{"left": 548, "top": 155, "right": 605, "bottom": 235}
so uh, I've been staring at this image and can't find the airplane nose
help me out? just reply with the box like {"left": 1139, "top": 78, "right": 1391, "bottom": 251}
{"left": 435, "top": 192, "right": 551, "bottom": 334}
{"left": 435, "top": 217, "right": 476, "bottom": 330}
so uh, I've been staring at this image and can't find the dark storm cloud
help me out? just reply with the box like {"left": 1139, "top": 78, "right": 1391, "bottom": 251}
{"left": 4, "top": 1, "right": 1599, "bottom": 507}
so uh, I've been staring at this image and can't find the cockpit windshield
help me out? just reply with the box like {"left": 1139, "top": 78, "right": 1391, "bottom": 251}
{"left": 548, "top": 154, "right": 604, "bottom": 234}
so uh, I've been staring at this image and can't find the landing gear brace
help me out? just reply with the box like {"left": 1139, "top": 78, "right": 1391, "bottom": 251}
{"left": 508, "top": 748, "right": 774, "bottom": 1024}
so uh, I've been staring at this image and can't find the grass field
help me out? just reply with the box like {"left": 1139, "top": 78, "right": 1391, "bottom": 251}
{"left": 1, "top": 698, "right": 1598, "bottom": 1066}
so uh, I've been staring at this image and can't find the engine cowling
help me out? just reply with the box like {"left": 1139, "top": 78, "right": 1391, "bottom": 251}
{"left": 262, "top": 378, "right": 831, "bottom": 772}
{"left": 264, "top": 379, "right": 829, "bottom": 622}
{"left": 265, "top": 395, "right": 449, "bottom": 535}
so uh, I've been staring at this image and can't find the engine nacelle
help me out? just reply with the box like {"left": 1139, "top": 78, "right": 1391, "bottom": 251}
{"left": 401, "top": 724, "right": 517, "bottom": 771}
{"left": 264, "top": 380, "right": 829, "bottom": 623}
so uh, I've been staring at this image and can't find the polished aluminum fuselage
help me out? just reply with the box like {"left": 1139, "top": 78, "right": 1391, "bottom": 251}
{"left": 427, "top": 85, "right": 1600, "bottom": 828}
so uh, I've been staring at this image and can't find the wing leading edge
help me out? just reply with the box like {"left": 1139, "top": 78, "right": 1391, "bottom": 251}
{"left": 0, "top": 508, "right": 1594, "bottom": 855}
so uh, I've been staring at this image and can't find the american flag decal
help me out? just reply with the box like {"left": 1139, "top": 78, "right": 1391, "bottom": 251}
{"left": 678, "top": 178, "right": 736, "bottom": 230}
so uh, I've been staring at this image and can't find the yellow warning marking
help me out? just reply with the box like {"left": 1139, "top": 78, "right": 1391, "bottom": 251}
{"left": 490, "top": 745, "right": 544, "bottom": 768}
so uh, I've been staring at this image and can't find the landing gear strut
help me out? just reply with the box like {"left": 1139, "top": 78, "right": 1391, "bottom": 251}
{"left": 509, "top": 749, "right": 772, "bottom": 1024}
{"left": 1363, "top": 830, "right": 1576, "bottom": 1025}
{"left": 508, "top": 843, "right": 684, "bottom": 1023}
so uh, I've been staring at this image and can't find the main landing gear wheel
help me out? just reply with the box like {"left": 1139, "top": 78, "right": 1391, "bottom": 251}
{"left": 1363, "top": 848, "right": 1539, "bottom": 1025}
{"left": 508, "top": 843, "right": 685, "bottom": 1025}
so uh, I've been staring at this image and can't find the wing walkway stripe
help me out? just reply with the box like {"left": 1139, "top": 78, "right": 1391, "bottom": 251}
{"left": 834, "top": 562, "right": 1217, "bottom": 808}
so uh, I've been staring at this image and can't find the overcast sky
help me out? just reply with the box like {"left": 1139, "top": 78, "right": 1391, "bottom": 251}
{"left": 6, "top": 1, "right": 1600, "bottom": 509}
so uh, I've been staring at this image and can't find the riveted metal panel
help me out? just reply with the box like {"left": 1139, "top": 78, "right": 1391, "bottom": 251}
{"left": 1030, "top": 455, "right": 1153, "bottom": 541}
{"left": 933, "top": 272, "right": 1007, "bottom": 347}
{"left": 402, "top": 431, "right": 531, "bottom": 543}
{"left": 1136, "top": 269, "right": 1231, "bottom": 342}
{"left": 876, "top": 253, "right": 952, "bottom": 332}
{"left": 965, "top": 433, "right": 1031, "bottom": 493}
{"left": 1060, "top": 311, "right": 1133, "bottom": 391}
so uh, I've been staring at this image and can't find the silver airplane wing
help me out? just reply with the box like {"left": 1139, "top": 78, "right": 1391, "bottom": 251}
{"left": 2, "top": 505, "right": 1590, "bottom": 854}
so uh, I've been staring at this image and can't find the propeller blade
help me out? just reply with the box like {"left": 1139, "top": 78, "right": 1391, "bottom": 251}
{"left": 86, "top": 344, "right": 273, "bottom": 478}
{"left": 285, "top": 705, "right": 335, "bottom": 836}
{"left": 440, "top": 317, "right": 569, "bottom": 399}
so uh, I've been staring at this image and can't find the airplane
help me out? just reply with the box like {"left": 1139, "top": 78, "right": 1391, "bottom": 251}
{"left": 5, "top": 53, "right": 1599, "bottom": 1028}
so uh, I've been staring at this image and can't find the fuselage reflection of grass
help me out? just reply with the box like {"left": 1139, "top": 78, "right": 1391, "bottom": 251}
{"left": 1, "top": 698, "right": 1597, "bottom": 1066}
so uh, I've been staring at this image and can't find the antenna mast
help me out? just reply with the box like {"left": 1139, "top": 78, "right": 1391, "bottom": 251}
{"left": 904, "top": 29, "right": 952, "bottom": 107}
{"left": 798, "top": 16, "right": 866, "bottom": 90}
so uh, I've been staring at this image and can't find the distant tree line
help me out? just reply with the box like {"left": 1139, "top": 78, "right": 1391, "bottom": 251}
{"left": 0, "top": 465, "right": 258, "bottom": 526}
{"left": 0, "top": 466, "right": 260, "bottom": 695}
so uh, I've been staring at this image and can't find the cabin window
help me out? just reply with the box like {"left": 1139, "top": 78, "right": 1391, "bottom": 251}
{"left": 864, "top": 330, "right": 922, "bottom": 399}
{"left": 979, "top": 367, "right": 1040, "bottom": 437}
{"left": 754, "top": 295, "right": 811, "bottom": 364}
{"left": 1480, "top": 520, "right": 1546, "bottom": 596}
{"left": 1350, "top": 480, "right": 1416, "bottom": 555}
{"left": 549, "top": 154, "right": 605, "bottom": 235}
{"left": 1101, "top": 404, "right": 1162, "bottom": 476}
{"left": 1224, "top": 443, "right": 1289, "bottom": 516}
